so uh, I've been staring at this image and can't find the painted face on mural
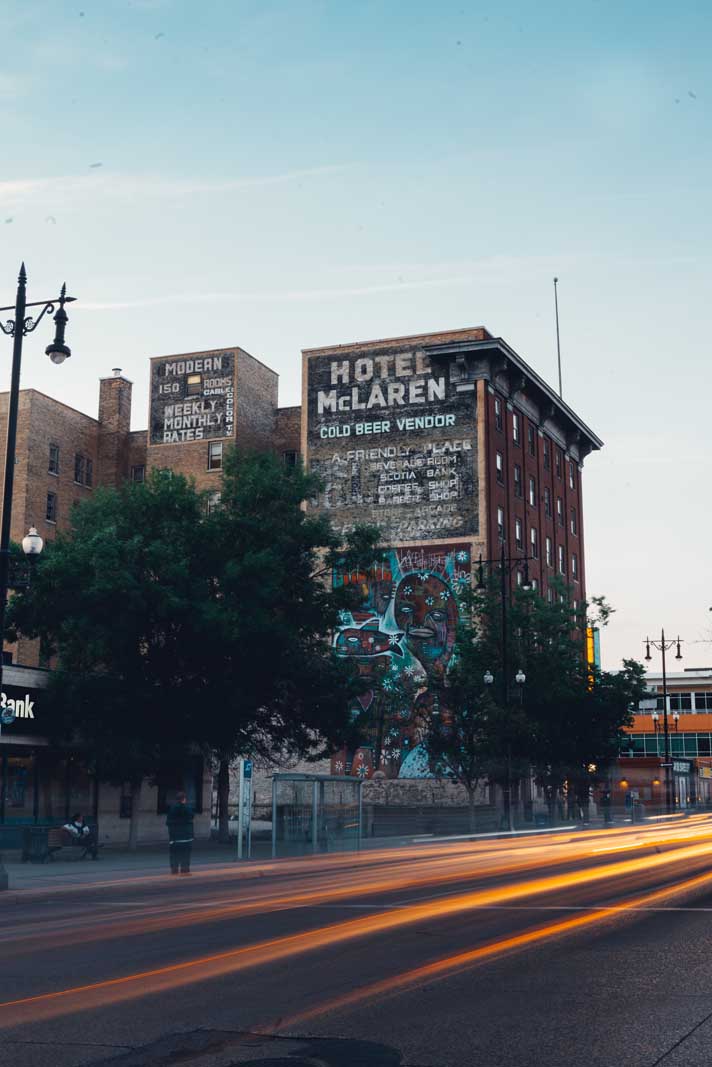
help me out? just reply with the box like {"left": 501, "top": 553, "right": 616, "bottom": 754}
{"left": 394, "top": 572, "right": 457, "bottom": 669}
{"left": 335, "top": 624, "right": 404, "bottom": 659}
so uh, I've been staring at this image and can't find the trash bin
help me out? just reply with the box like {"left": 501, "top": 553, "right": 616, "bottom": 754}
{"left": 22, "top": 827, "right": 49, "bottom": 863}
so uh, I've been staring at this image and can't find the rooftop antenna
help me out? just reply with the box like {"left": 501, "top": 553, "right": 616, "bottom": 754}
{"left": 553, "top": 276, "right": 563, "bottom": 399}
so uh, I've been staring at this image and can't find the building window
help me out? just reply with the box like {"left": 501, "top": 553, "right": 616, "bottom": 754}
{"left": 515, "top": 517, "right": 523, "bottom": 550}
{"left": 206, "top": 491, "right": 221, "bottom": 515}
{"left": 528, "top": 425, "right": 536, "bottom": 457}
{"left": 48, "top": 444, "right": 59, "bottom": 476}
{"left": 513, "top": 464, "right": 522, "bottom": 497}
{"left": 545, "top": 536, "right": 553, "bottom": 567}
{"left": 186, "top": 373, "right": 201, "bottom": 396}
{"left": 131, "top": 465, "right": 145, "bottom": 483}
{"left": 569, "top": 461, "right": 576, "bottom": 490}
{"left": 531, "top": 577, "right": 538, "bottom": 591}
{"left": 516, "top": 569, "right": 523, "bottom": 587}
{"left": 528, "top": 475, "right": 536, "bottom": 507}
{"left": 283, "top": 450, "right": 298, "bottom": 468}
{"left": 46, "top": 492, "right": 57, "bottom": 523}
{"left": 557, "top": 497, "right": 564, "bottom": 526}
{"left": 547, "top": 587, "right": 554, "bottom": 604}
{"left": 494, "top": 397, "right": 503, "bottom": 432}
{"left": 695, "top": 693, "right": 712, "bottom": 711}
{"left": 496, "top": 452, "right": 504, "bottom": 484}
{"left": 208, "top": 441, "right": 223, "bottom": 471}
{"left": 555, "top": 449, "right": 562, "bottom": 479}
{"left": 74, "top": 453, "right": 85, "bottom": 484}
{"left": 530, "top": 527, "right": 538, "bottom": 558}
{"left": 572, "top": 553, "right": 579, "bottom": 580}
{"left": 512, "top": 413, "right": 520, "bottom": 445}
{"left": 570, "top": 507, "right": 577, "bottom": 535}
{"left": 543, "top": 439, "right": 550, "bottom": 470}
{"left": 669, "top": 693, "right": 692, "bottom": 712}
{"left": 497, "top": 506, "right": 505, "bottom": 541}
{"left": 558, "top": 544, "right": 566, "bottom": 575}
{"left": 544, "top": 487, "right": 552, "bottom": 518}
{"left": 73, "top": 454, "right": 93, "bottom": 487}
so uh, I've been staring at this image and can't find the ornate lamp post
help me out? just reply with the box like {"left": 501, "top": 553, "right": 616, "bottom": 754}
{"left": 644, "top": 631, "right": 683, "bottom": 814}
{"left": 0, "top": 266, "right": 74, "bottom": 886}
{"left": 484, "top": 667, "right": 526, "bottom": 832}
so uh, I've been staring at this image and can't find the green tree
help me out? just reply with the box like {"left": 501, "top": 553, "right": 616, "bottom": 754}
{"left": 8, "top": 471, "right": 212, "bottom": 847}
{"left": 419, "top": 574, "right": 646, "bottom": 828}
{"left": 9, "top": 457, "right": 380, "bottom": 845}
{"left": 199, "top": 449, "right": 381, "bottom": 838}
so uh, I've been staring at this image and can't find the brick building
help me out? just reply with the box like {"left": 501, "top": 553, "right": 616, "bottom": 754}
{"left": 0, "top": 345, "right": 293, "bottom": 845}
{"left": 0, "top": 326, "right": 601, "bottom": 837}
{"left": 302, "top": 327, "right": 602, "bottom": 781}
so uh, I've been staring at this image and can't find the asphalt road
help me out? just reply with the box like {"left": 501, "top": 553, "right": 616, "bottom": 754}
{"left": 4, "top": 817, "right": 712, "bottom": 1067}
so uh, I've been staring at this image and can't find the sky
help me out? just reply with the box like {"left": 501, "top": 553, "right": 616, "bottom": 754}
{"left": 0, "top": 0, "right": 710, "bottom": 670}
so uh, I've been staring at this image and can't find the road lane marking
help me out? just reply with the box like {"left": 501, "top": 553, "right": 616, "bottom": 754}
{"left": 268, "top": 867, "right": 712, "bottom": 1033}
{"left": 4, "top": 844, "right": 712, "bottom": 1026}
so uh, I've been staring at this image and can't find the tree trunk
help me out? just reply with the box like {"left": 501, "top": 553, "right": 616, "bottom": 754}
{"left": 217, "top": 757, "right": 231, "bottom": 843}
{"left": 467, "top": 788, "right": 477, "bottom": 833}
{"left": 128, "top": 780, "right": 142, "bottom": 851}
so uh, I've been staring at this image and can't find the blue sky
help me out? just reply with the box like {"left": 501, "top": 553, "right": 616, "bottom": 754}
{"left": 1, "top": 0, "right": 711, "bottom": 668}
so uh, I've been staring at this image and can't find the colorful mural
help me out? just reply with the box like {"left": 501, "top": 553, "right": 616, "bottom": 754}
{"left": 332, "top": 544, "right": 471, "bottom": 779}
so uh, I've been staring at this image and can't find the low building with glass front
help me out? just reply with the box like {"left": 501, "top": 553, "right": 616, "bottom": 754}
{"left": 620, "top": 668, "right": 712, "bottom": 809}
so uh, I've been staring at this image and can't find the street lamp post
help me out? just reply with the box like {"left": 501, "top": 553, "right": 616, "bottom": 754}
{"left": 644, "top": 631, "right": 683, "bottom": 814}
{"left": 0, "top": 265, "right": 73, "bottom": 887}
{"left": 478, "top": 548, "right": 531, "bottom": 832}
{"left": 483, "top": 667, "right": 526, "bottom": 833}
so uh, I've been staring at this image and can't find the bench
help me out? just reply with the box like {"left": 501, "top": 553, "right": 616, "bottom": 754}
{"left": 21, "top": 824, "right": 100, "bottom": 863}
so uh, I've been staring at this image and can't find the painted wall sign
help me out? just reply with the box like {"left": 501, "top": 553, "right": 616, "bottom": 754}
{"left": 306, "top": 350, "right": 478, "bottom": 542}
{"left": 150, "top": 350, "right": 235, "bottom": 445}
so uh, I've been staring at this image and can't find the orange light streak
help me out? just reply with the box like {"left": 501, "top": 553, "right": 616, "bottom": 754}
{"left": 3, "top": 833, "right": 712, "bottom": 1026}
{"left": 6, "top": 820, "right": 712, "bottom": 958}
{"left": 272, "top": 865, "right": 712, "bottom": 1033}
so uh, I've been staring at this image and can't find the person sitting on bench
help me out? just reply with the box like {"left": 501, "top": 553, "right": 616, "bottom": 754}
{"left": 62, "top": 813, "right": 99, "bottom": 859}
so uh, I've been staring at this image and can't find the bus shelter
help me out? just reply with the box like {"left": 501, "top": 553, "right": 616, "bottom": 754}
{"left": 271, "top": 773, "right": 363, "bottom": 858}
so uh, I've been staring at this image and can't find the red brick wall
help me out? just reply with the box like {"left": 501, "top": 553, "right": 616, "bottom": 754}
{"left": 484, "top": 386, "right": 586, "bottom": 603}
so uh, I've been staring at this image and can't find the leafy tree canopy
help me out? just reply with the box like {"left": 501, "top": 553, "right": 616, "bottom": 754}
{"left": 8, "top": 453, "right": 381, "bottom": 786}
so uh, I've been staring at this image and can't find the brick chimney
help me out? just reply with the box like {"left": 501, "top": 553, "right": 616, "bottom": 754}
{"left": 97, "top": 369, "right": 132, "bottom": 486}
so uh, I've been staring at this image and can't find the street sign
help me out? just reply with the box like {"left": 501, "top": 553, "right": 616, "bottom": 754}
{"left": 243, "top": 759, "right": 253, "bottom": 780}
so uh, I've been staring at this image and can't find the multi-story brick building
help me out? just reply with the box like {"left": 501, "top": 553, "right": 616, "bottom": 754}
{"left": 0, "top": 346, "right": 290, "bottom": 844}
{"left": 302, "top": 327, "right": 602, "bottom": 779}
{"left": 0, "top": 326, "right": 600, "bottom": 835}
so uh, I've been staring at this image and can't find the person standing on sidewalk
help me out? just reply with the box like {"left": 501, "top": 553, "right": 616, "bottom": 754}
{"left": 166, "top": 791, "right": 194, "bottom": 874}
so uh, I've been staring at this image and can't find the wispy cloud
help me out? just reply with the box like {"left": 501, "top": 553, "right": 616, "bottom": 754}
{"left": 0, "top": 164, "right": 351, "bottom": 207}
{"left": 82, "top": 273, "right": 500, "bottom": 310}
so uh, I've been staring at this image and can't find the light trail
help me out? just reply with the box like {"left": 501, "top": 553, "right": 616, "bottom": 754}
{"left": 5, "top": 819, "right": 712, "bottom": 957}
{"left": 270, "top": 865, "right": 712, "bottom": 1033}
{"left": 3, "top": 831, "right": 712, "bottom": 1026}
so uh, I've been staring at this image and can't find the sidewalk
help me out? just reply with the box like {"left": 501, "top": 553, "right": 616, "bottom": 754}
{"left": 0, "top": 840, "right": 244, "bottom": 891}
{"left": 0, "top": 822, "right": 594, "bottom": 892}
